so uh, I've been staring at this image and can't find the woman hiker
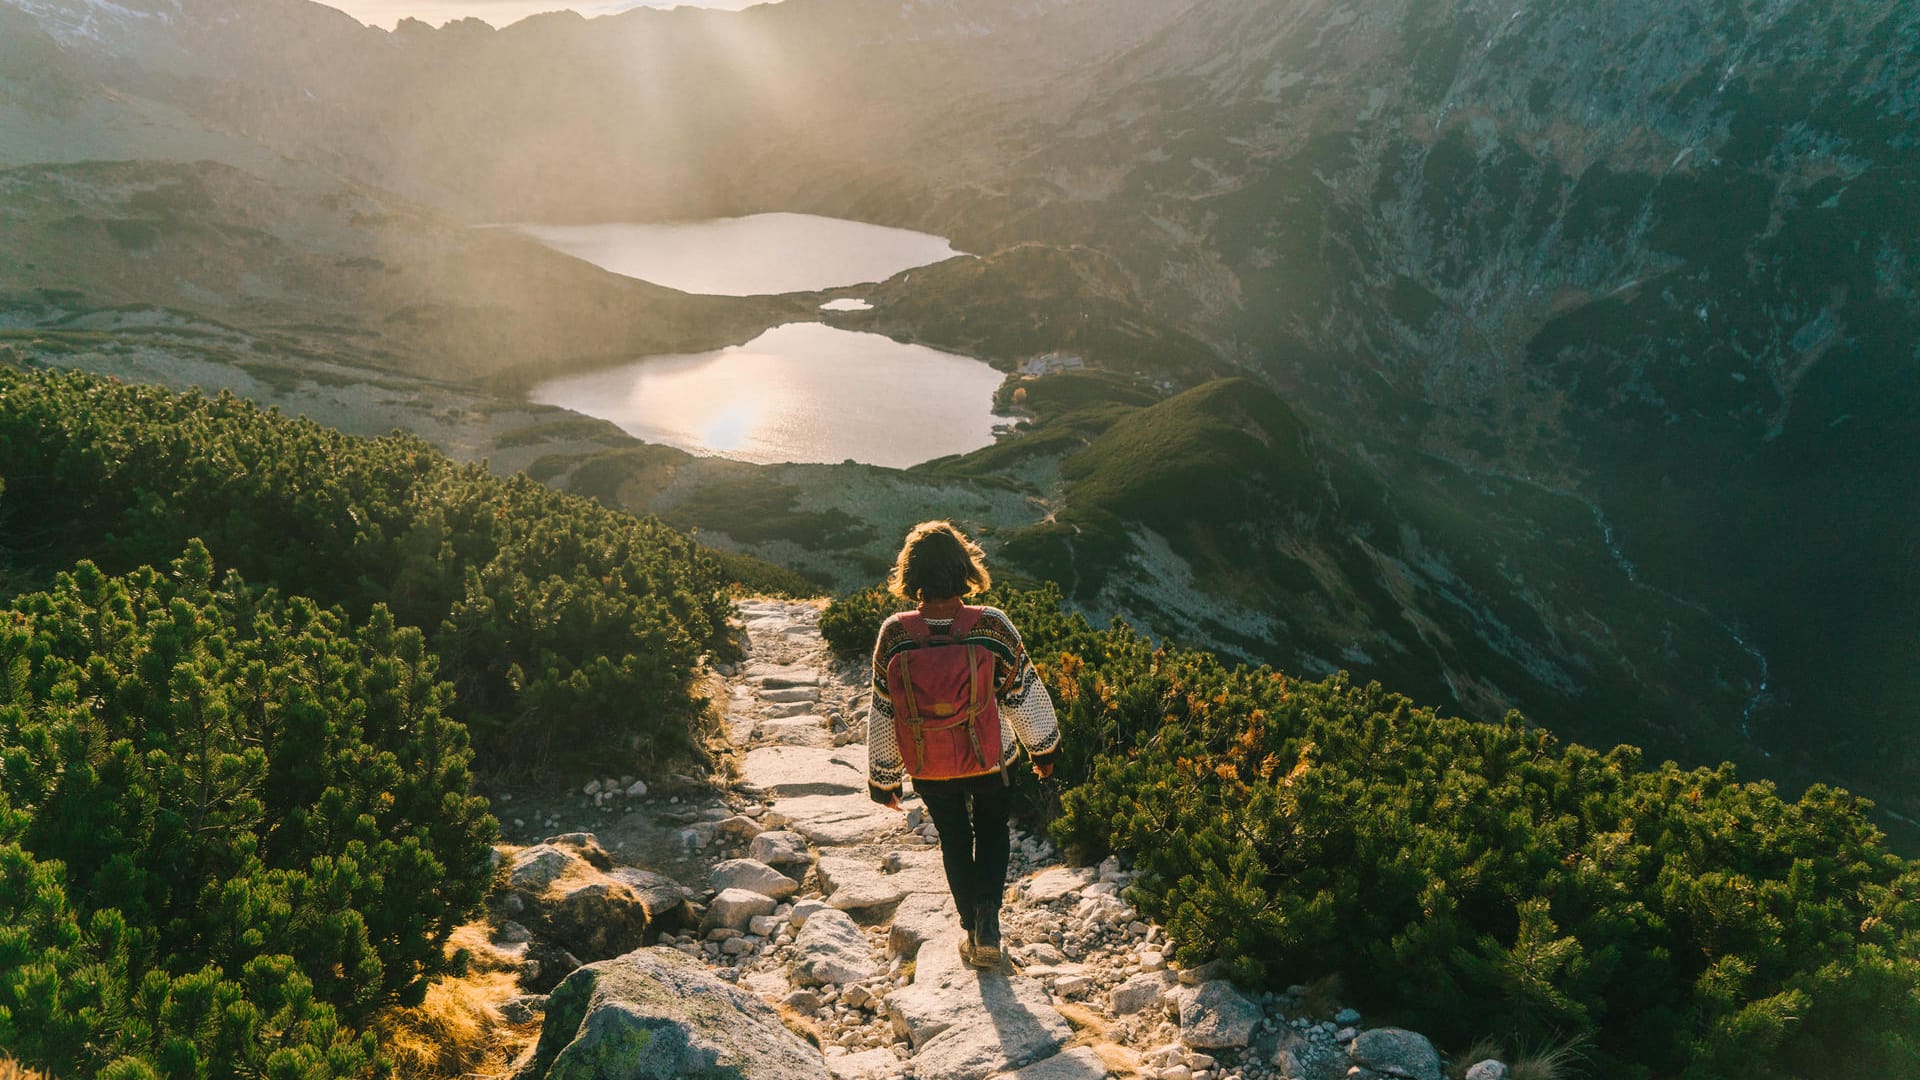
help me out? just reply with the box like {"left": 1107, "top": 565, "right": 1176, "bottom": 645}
{"left": 867, "top": 520, "right": 1062, "bottom": 969}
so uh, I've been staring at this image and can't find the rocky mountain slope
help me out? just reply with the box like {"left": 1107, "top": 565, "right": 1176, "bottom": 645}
{"left": 2, "top": 0, "right": 1913, "bottom": 826}
{"left": 950, "top": 0, "right": 1920, "bottom": 813}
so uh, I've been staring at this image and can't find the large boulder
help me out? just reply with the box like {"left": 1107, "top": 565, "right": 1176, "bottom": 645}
{"left": 514, "top": 947, "right": 830, "bottom": 1080}
{"left": 789, "top": 907, "right": 872, "bottom": 987}
{"left": 1178, "top": 980, "right": 1262, "bottom": 1049}
{"left": 1349, "top": 1028, "right": 1442, "bottom": 1080}
{"left": 501, "top": 841, "right": 659, "bottom": 967}
{"left": 511, "top": 845, "right": 579, "bottom": 892}
{"left": 544, "top": 879, "right": 652, "bottom": 961}
{"left": 606, "top": 867, "right": 695, "bottom": 929}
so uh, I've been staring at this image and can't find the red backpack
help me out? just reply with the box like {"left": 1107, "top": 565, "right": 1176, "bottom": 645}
{"left": 885, "top": 606, "right": 1004, "bottom": 780}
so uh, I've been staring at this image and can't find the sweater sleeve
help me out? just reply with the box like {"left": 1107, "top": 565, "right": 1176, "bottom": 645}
{"left": 991, "top": 611, "right": 1062, "bottom": 766}
{"left": 867, "top": 618, "right": 906, "bottom": 798}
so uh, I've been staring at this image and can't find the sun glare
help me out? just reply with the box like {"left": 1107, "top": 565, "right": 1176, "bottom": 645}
{"left": 322, "top": 1, "right": 767, "bottom": 31}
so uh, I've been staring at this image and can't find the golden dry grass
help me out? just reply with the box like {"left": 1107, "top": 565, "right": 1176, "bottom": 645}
{"left": 0, "top": 1058, "right": 49, "bottom": 1080}
{"left": 372, "top": 924, "right": 543, "bottom": 1079}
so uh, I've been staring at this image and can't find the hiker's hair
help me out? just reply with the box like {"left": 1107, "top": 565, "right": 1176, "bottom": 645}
{"left": 887, "top": 521, "right": 991, "bottom": 602}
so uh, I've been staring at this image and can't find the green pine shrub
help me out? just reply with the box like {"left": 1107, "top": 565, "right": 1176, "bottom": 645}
{"left": 822, "top": 584, "right": 1920, "bottom": 1078}
{"left": 0, "top": 544, "right": 495, "bottom": 1078}
{"left": 0, "top": 366, "right": 734, "bottom": 771}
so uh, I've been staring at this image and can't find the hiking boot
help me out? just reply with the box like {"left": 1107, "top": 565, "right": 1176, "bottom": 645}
{"left": 970, "top": 905, "right": 1004, "bottom": 969}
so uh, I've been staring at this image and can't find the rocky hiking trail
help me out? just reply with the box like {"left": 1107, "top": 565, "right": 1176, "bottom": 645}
{"left": 496, "top": 598, "right": 1499, "bottom": 1080}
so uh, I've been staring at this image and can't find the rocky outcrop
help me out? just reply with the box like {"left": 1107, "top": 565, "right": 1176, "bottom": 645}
{"left": 495, "top": 834, "right": 689, "bottom": 985}
{"left": 513, "top": 946, "right": 830, "bottom": 1080}
{"left": 1349, "top": 1029, "right": 1442, "bottom": 1080}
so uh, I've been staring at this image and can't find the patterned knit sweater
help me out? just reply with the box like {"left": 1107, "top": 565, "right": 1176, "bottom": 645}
{"left": 867, "top": 604, "right": 1062, "bottom": 797}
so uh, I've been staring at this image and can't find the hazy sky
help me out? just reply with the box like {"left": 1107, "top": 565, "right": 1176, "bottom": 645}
{"left": 323, "top": 0, "right": 767, "bottom": 29}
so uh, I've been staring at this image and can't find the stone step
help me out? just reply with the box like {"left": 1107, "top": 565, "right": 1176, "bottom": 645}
{"left": 758, "top": 716, "right": 833, "bottom": 748}
{"left": 760, "top": 685, "right": 822, "bottom": 704}
{"left": 739, "top": 746, "right": 867, "bottom": 798}
{"left": 769, "top": 795, "right": 906, "bottom": 846}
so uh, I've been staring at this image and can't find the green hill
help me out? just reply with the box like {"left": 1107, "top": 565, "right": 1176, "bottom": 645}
{"left": 0, "top": 364, "right": 794, "bottom": 771}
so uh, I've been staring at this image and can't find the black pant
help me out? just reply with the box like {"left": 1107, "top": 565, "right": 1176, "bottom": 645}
{"left": 915, "top": 774, "right": 1012, "bottom": 929}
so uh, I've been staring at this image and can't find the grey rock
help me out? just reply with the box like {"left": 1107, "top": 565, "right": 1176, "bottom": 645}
{"left": 769, "top": 795, "right": 903, "bottom": 845}
{"left": 886, "top": 893, "right": 960, "bottom": 959}
{"left": 886, "top": 932, "right": 1070, "bottom": 1077}
{"left": 995, "top": 1046, "right": 1109, "bottom": 1079}
{"left": 1464, "top": 1062, "right": 1510, "bottom": 1080}
{"left": 710, "top": 858, "right": 801, "bottom": 901}
{"left": 910, "top": 989, "right": 1072, "bottom": 1080}
{"left": 1013, "top": 943, "right": 1065, "bottom": 967}
{"left": 784, "top": 988, "right": 824, "bottom": 1013}
{"left": 1110, "top": 970, "right": 1175, "bottom": 1016}
{"left": 510, "top": 845, "right": 580, "bottom": 891}
{"left": 789, "top": 907, "right": 872, "bottom": 987}
{"left": 542, "top": 879, "right": 653, "bottom": 961}
{"left": 703, "top": 888, "right": 777, "bottom": 932}
{"left": 542, "top": 833, "right": 614, "bottom": 869}
{"left": 727, "top": 714, "right": 758, "bottom": 746}
{"left": 820, "top": 850, "right": 948, "bottom": 915}
{"left": 750, "top": 830, "right": 815, "bottom": 875}
{"left": 719, "top": 814, "right": 767, "bottom": 839}
{"left": 759, "top": 686, "right": 821, "bottom": 704}
{"left": 789, "top": 898, "right": 828, "bottom": 929}
{"left": 605, "top": 867, "right": 694, "bottom": 927}
{"left": 495, "top": 920, "right": 534, "bottom": 944}
{"left": 1176, "top": 959, "right": 1229, "bottom": 985}
{"left": 1334, "top": 1007, "right": 1362, "bottom": 1026}
{"left": 513, "top": 946, "right": 830, "bottom": 1080}
{"left": 760, "top": 717, "right": 834, "bottom": 747}
{"left": 1350, "top": 1028, "right": 1442, "bottom": 1080}
{"left": 1179, "top": 980, "right": 1262, "bottom": 1049}
{"left": 500, "top": 994, "right": 548, "bottom": 1024}
{"left": 741, "top": 747, "right": 868, "bottom": 798}
{"left": 826, "top": 1048, "right": 897, "bottom": 1080}
{"left": 1272, "top": 1031, "right": 1347, "bottom": 1080}
{"left": 750, "top": 664, "right": 822, "bottom": 689}
{"left": 1021, "top": 867, "right": 1096, "bottom": 903}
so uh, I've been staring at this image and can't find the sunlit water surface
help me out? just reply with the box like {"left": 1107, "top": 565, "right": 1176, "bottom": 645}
{"left": 528, "top": 323, "right": 1005, "bottom": 467}
{"left": 514, "top": 213, "right": 962, "bottom": 295}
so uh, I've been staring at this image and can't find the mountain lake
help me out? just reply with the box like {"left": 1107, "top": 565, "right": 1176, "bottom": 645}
{"left": 517, "top": 214, "right": 1000, "bottom": 467}
{"left": 512, "top": 212, "right": 963, "bottom": 296}
{"left": 528, "top": 322, "right": 1007, "bottom": 468}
